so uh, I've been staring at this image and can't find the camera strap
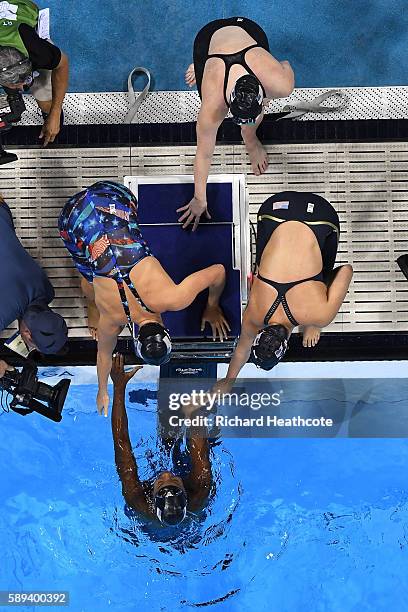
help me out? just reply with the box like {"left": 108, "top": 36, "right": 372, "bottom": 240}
{"left": 125, "top": 67, "right": 151, "bottom": 124}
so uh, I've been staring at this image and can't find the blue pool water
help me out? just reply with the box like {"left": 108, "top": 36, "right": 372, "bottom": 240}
{"left": 1, "top": 368, "right": 408, "bottom": 612}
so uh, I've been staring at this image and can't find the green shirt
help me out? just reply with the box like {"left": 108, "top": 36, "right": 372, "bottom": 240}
{"left": 0, "top": 0, "right": 39, "bottom": 57}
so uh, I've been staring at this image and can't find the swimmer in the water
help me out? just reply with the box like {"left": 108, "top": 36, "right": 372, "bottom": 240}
{"left": 223, "top": 191, "right": 353, "bottom": 377}
{"left": 110, "top": 354, "right": 212, "bottom": 527}
{"left": 179, "top": 16, "right": 295, "bottom": 230}
{"left": 59, "top": 181, "right": 230, "bottom": 416}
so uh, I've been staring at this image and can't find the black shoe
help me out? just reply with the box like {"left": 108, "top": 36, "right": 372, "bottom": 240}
{"left": 396, "top": 254, "right": 408, "bottom": 281}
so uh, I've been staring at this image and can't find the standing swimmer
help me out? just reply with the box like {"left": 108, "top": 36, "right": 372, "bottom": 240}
{"left": 223, "top": 191, "right": 353, "bottom": 378}
{"left": 179, "top": 16, "right": 295, "bottom": 230}
{"left": 59, "top": 181, "right": 230, "bottom": 416}
{"left": 110, "top": 354, "right": 212, "bottom": 527}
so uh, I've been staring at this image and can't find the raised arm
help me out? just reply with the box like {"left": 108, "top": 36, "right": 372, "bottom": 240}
{"left": 313, "top": 264, "right": 353, "bottom": 327}
{"left": 110, "top": 354, "right": 150, "bottom": 514}
{"left": 177, "top": 105, "right": 224, "bottom": 231}
{"left": 183, "top": 419, "right": 212, "bottom": 511}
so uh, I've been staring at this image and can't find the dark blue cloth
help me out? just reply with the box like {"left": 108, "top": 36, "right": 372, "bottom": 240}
{"left": 0, "top": 203, "right": 54, "bottom": 332}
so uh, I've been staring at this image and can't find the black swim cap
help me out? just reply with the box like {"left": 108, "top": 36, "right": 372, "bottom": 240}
{"left": 155, "top": 485, "right": 187, "bottom": 526}
{"left": 229, "top": 74, "right": 263, "bottom": 125}
{"left": 133, "top": 322, "right": 171, "bottom": 366}
{"left": 251, "top": 324, "right": 289, "bottom": 371}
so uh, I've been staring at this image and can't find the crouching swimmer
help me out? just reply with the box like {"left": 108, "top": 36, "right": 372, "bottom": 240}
{"left": 59, "top": 181, "right": 230, "bottom": 416}
{"left": 110, "top": 354, "right": 212, "bottom": 527}
{"left": 180, "top": 16, "right": 294, "bottom": 230}
{"left": 224, "top": 191, "right": 353, "bottom": 379}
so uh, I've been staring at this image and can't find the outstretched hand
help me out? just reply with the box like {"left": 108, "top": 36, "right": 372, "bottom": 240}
{"left": 201, "top": 304, "right": 231, "bottom": 341}
{"left": 110, "top": 353, "right": 143, "bottom": 387}
{"left": 39, "top": 112, "right": 61, "bottom": 147}
{"left": 177, "top": 197, "right": 210, "bottom": 231}
{"left": 96, "top": 389, "right": 110, "bottom": 417}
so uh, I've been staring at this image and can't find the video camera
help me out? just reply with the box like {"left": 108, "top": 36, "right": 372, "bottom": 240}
{"left": 0, "top": 87, "right": 26, "bottom": 165}
{"left": 1, "top": 362, "right": 70, "bottom": 423}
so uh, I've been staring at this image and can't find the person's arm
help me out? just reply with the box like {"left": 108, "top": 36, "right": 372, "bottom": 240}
{"left": 313, "top": 264, "right": 353, "bottom": 327}
{"left": 40, "top": 52, "right": 69, "bottom": 146}
{"left": 110, "top": 354, "right": 150, "bottom": 514}
{"left": 177, "top": 106, "right": 224, "bottom": 231}
{"left": 0, "top": 360, "right": 13, "bottom": 378}
{"left": 160, "top": 264, "right": 230, "bottom": 340}
{"left": 226, "top": 310, "right": 260, "bottom": 380}
{"left": 162, "top": 264, "right": 225, "bottom": 311}
{"left": 183, "top": 418, "right": 212, "bottom": 511}
{"left": 96, "top": 315, "right": 122, "bottom": 416}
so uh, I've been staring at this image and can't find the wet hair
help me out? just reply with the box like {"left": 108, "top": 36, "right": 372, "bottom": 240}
{"left": 229, "top": 74, "right": 263, "bottom": 124}
{"left": 154, "top": 485, "right": 187, "bottom": 526}
{"left": 0, "top": 46, "right": 32, "bottom": 85}
{"left": 134, "top": 322, "right": 171, "bottom": 366}
{"left": 251, "top": 324, "right": 289, "bottom": 371}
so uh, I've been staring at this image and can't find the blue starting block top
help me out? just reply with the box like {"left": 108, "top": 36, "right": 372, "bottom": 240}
{"left": 138, "top": 182, "right": 234, "bottom": 224}
{"left": 125, "top": 176, "right": 246, "bottom": 340}
{"left": 141, "top": 224, "right": 241, "bottom": 337}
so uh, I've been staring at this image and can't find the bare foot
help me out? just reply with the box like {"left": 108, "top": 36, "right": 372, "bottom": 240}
{"left": 244, "top": 137, "right": 269, "bottom": 176}
{"left": 302, "top": 326, "right": 321, "bottom": 348}
{"left": 185, "top": 63, "right": 196, "bottom": 87}
{"left": 86, "top": 299, "right": 100, "bottom": 341}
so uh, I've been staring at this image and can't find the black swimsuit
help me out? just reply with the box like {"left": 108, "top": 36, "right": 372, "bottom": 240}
{"left": 193, "top": 17, "right": 270, "bottom": 103}
{"left": 256, "top": 191, "right": 341, "bottom": 327}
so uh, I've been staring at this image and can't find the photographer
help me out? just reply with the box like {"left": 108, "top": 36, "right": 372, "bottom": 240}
{"left": 0, "top": 194, "right": 68, "bottom": 354}
{"left": 0, "top": 0, "right": 69, "bottom": 146}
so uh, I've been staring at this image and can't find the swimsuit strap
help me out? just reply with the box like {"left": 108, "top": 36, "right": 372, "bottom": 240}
{"left": 263, "top": 295, "right": 282, "bottom": 327}
{"left": 207, "top": 44, "right": 266, "bottom": 107}
{"left": 107, "top": 249, "right": 154, "bottom": 327}
{"left": 257, "top": 271, "right": 324, "bottom": 328}
{"left": 262, "top": 291, "right": 300, "bottom": 328}
{"left": 240, "top": 44, "right": 267, "bottom": 96}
